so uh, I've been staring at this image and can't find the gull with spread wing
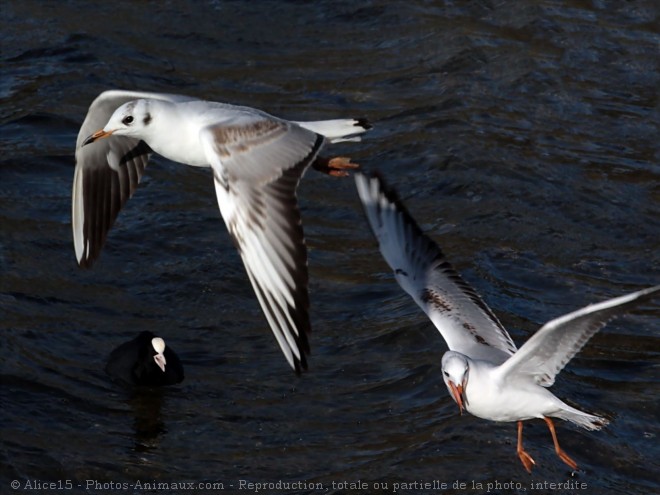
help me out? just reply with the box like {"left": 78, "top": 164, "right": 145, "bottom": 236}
{"left": 73, "top": 90, "right": 370, "bottom": 373}
{"left": 355, "top": 172, "right": 658, "bottom": 472}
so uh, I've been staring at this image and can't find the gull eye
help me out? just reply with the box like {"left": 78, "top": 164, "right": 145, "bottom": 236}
{"left": 122, "top": 115, "right": 134, "bottom": 126}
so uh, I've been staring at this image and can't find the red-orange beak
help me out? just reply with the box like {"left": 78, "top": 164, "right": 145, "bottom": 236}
{"left": 448, "top": 381, "right": 464, "bottom": 415}
{"left": 82, "top": 129, "right": 113, "bottom": 146}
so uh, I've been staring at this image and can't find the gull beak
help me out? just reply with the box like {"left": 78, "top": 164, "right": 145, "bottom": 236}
{"left": 153, "top": 352, "right": 167, "bottom": 373}
{"left": 448, "top": 381, "right": 464, "bottom": 415}
{"left": 82, "top": 129, "right": 113, "bottom": 146}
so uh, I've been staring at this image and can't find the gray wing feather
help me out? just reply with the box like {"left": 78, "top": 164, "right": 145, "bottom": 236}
{"left": 72, "top": 90, "right": 197, "bottom": 266}
{"left": 355, "top": 173, "right": 517, "bottom": 363}
{"left": 202, "top": 118, "right": 325, "bottom": 372}
{"left": 498, "top": 285, "right": 659, "bottom": 386}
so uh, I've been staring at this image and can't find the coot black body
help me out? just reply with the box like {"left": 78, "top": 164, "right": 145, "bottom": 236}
{"left": 105, "top": 331, "right": 184, "bottom": 386}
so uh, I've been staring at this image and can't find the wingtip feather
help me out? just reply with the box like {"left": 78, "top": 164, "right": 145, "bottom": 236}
{"left": 354, "top": 117, "right": 372, "bottom": 131}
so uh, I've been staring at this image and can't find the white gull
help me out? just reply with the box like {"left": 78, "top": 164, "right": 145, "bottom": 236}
{"left": 355, "top": 171, "right": 658, "bottom": 472}
{"left": 73, "top": 89, "right": 370, "bottom": 373}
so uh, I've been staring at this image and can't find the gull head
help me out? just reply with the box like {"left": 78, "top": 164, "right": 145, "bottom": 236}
{"left": 151, "top": 337, "right": 167, "bottom": 373}
{"left": 441, "top": 351, "right": 470, "bottom": 414}
{"left": 83, "top": 99, "right": 153, "bottom": 145}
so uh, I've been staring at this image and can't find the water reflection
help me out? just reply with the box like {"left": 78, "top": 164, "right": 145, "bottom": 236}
{"left": 127, "top": 390, "right": 167, "bottom": 451}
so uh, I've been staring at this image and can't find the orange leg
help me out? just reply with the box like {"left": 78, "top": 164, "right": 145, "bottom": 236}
{"left": 543, "top": 417, "right": 578, "bottom": 471}
{"left": 517, "top": 421, "right": 536, "bottom": 473}
{"left": 312, "top": 156, "right": 359, "bottom": 177}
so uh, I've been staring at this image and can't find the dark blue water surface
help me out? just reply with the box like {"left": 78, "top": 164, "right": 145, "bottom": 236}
{"left": 1, "top": 1, "right": 659, "bottom": 494}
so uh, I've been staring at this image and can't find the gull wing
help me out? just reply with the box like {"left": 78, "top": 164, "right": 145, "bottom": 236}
{"left": 200, "top": 115, "right": 326, "bottom": 372}
{"left": 356, "top": 173, "right": 517, "bottom": 363}
{"left": 498, "top": 285, "right": 660, "bottom": 386}
{"left": 72, "top": 90, "right": 196, "bottom": 266}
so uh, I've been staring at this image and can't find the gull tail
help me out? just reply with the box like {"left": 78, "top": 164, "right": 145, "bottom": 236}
{"left": 295, "top": 118, "right": 372, "bottom": 143}
{"left": 553, "top": 403, "right": 610, "bottom": 431}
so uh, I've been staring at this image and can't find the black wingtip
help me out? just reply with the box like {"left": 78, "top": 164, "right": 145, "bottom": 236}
{"left": 293, "top": 325, "right": 311, "bottom": 375}
{"left": 355, "top": 117, "right": 372, "bottom": 131}
{"left": 293, "top": 353, "right": 309, "bottom": 376}
{"left": 77, "top": 257, "right": 94, "bottom": 269}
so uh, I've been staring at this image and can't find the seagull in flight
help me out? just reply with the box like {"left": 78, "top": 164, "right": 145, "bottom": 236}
{"left": 355, "top": 171, "right": 658, "bottom": 471}
{"left": 72, "top": 89, "right": 370, "bottom": 373}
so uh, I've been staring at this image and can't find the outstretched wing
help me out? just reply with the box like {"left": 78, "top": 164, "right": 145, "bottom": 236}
{"left": 355, "top": 172, "right": 517, "bottom": 363}
{"left": 200, "top": 115, "right": 326, "bottom": 373}
{"left": 498, "top": 285, "right": 659, "bottom": 386}
{"left": 72, "top": 90, "right": 196, "bottom": 266}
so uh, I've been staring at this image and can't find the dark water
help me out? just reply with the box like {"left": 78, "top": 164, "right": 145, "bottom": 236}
{"left": 1, "top": 1, "right": 659, "bottom": 494}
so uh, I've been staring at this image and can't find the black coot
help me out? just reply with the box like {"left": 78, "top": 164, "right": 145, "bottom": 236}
{"left": 105, "top": 331, "right": 184, "bottom": 386}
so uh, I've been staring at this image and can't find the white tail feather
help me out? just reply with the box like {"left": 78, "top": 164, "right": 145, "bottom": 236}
{"left": 554, "top": 404, "right": 609, "bottom": 431}
{"left": 295, "top": 118, "right": 371, "bottom": 143}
